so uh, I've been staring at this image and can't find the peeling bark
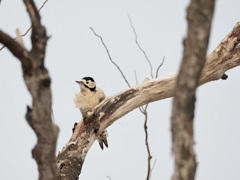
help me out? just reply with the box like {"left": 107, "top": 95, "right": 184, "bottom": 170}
{"left": 57, "top": 22, "right": 240, "bottom": 179}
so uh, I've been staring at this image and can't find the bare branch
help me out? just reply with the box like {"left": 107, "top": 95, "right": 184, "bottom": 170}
{"left": 90, "top": 27, "right": 131, "bottom": 88}
{"left": 23, "top": 1, "right": 59, "bottom": 180}
{"left": 0, "top": 30, "right": 31, "bottom": 71}
{"left": 141, "top": 104, "right": 153, "bottom": 180}
{"left": 130, "top": 17, "right": 156, "bottom": 180}
{"left": 149, "top": 159, "right": 157, "bottom": 180}
{"left": 90, "top": 24, "right": 155, "bottom": 180}
{"left": 16, "top": 29, "right": 26, "bottom": 49}
{"left": 171, "top": 1, "right": 215, "bottom": 180}
{"left": 134, "top": 69, "right": 139, "bottom": 84}
{"left": 128, "top": 15, "right": 154, "bottom": 78}
{"left": 155, "top": 56, "right": 165, "bottom": 78}
{"left": 1, "top": 1, "right": 58, "bottom": 179}
{"left": 57, "top": 22, "right": 240, "bottom": 179}
{"left": 134, "top": 70, "right": 145, "bottom": 114}
{"left": 0, "top": 0, "right": 49, "bottom": 51}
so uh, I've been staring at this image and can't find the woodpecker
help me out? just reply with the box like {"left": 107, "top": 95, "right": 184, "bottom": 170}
{"left": 75, "top": 77, "right": 108, "bottom": 149}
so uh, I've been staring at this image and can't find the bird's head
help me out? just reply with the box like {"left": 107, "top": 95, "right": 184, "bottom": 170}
{"left": 76, "top": 77, "right": 96, "bottom": 91}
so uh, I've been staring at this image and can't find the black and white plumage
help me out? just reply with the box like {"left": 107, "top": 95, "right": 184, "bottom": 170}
{"left": 75, "top": 77, "right": 108, "bottom": 149}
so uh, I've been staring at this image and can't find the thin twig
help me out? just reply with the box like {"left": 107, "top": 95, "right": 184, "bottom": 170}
{"left": 129, "top": 16, "right": 155, "bottom": 180}
{"left": 128, "top": 15, "right": 154, "bottom": 78}
{"left": 142, "top": 104, "right": 152, "bottom": 180}
{"left": 149, "top": 159, "right": 157, "bottom": 180}
{"left": 90, "top": 27, "right": 131, "bottom": 88}
{"left": 134, "top": 69, "right": 139, "bottom": 84}
{"left": 134, "top": 70, "right": 146, "bottom": 113}
{"left": 0, "top": 0, "right": 49, "bottom": 51}
{"left": 155, "top": 56, "right": 165, "bottom": 78}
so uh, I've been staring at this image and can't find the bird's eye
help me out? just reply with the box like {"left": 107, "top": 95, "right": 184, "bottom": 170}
{"left": 86, "top": 81, "right": 89, "bottom": 84}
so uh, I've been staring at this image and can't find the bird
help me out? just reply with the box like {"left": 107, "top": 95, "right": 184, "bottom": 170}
{"left": 74, "top": 77, "right": 108, "bottom": 149}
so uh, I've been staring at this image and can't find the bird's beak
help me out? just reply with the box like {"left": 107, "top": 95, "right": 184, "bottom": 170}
{"left": 75, "top": 81, "right": 81, "bottom": 84}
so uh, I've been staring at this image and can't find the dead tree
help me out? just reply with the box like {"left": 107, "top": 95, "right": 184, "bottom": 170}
{"left": 56, "top": 22, "right": 240, "bottom": 180}
{"left": 0, "top": 0, "right": 240, "bottom": 180}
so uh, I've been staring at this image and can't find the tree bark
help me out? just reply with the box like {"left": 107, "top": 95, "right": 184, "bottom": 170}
{"left": 171, "top": 0, "right": 215, "bottom": 180}
{"left": 0, "top": 0, "right": 59, "bottom": 180}
{"left": 56, "top": 22, "right": 240, "bottom": 179}
{"left": 1, "top": 1, "right": 239, "bottom": 180}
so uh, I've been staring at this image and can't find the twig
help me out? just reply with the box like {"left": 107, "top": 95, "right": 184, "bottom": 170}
{"left": 128, "top": 15, "right": 154, "bottom": 78}
{"left": 155, "top": 56, "right": 165, "bottom": 78}
{"left": 134, "top": 69, "right": 139, "bottom": 84}
{"left": 129, "top": 16, "right": 157, "bottom": 180}
{"left": 142, "top": 104, "right": 152, "bottom": 180}
{"left": 134, "top": 70, "right": 145, "bottom": 113}
{"left": 149, "top": 159, "right": 157, "bottom": 180}
{"left": 90, "top": 27, "right": 131, "bottom": 88}
{"left": 0, "top": 0, "right": 49, "bottom": 51}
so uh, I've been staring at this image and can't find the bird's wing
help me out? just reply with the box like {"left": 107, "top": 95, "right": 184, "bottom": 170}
{"left": 97, "top": 88, "right": 106, "bottom": 102}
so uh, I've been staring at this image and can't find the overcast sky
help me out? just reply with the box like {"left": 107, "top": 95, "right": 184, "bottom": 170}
{"left": 0, "top": 0, "right": 240, "bottom": 180}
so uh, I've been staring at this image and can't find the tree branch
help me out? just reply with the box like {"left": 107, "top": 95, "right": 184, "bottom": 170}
{"left": 155, "top": 56, "right": 165, "bottom": 78}
{"left": 90, "top": 27, "right": 131, "bottom": 88}
{"left": 129, "top": 17, "right": 161, "bottom": 179}
{"left": 22, "top": 1, "right": 59, "bottom": 180}
{"left": 0, "top": 30, "right": 31, "bottom": 72}
{"left": 128, "top": 15, "right": 154, "bottom": 78}
{"left": 0, "top": 1, "right": 59, "bottom": 180}
{"left": 56, "top": 21, "right": 240, "bottom": 179}
{"left": 142, "top": 104, "right": 153, "bottom": 180}
{"left": 0, "top": 0, "right": 49, "bottom": 51}
{"left": 171, "top": 0, "right": 215, "bottom": 180}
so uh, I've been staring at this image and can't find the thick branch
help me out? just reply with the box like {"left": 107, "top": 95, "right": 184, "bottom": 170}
{"left": 24, "top": 0, "right": 48, "bottom": 63}
{"left": 22, "top": 1, "right": 59, "bottom": 180}
{"left": 0, "top": 30, "right": 32, "bottom": 73}
{"left": 171, "top": 0, "right": 215, "bottom": 180}
{"left": 57, "top": 22, "right": 240, "bottom": 180}
{"left": 0, "top": 1, "right": 59, "bottom": 180}
{"left": 0, "top": 0, "right": 49, "bottom": 51}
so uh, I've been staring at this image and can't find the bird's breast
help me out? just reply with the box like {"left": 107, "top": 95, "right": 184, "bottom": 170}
{"left": 74, "top": 93, "right": 101, "bottom": 111}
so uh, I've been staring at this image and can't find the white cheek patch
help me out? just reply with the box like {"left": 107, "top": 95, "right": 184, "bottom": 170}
{"left": 88, "top": 81, "right": 95, "bottom": 89}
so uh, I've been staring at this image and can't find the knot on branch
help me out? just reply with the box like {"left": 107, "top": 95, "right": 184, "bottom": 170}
{"left": 221, "top": 73, "right": 228, "bottom": 80}
{"left": 25, "top": 105, "right": 34, "bottom": 128}
{"left": 72, "top": 122, "right": 78, "bottom": 133}
{"left": 41, "top": 76, "right": 51, "bottom": 87}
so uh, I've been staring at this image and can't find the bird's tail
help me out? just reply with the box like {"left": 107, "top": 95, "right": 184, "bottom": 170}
{"left": 97, "top": 130, "right": 108, "bottom": 150}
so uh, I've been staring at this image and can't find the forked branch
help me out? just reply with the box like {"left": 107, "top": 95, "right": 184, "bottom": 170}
{"left": 0, "top": 1, "right": 58, "bottom": 180}
{"left": 0, "top": 0, "right": 49, "bottom": 51}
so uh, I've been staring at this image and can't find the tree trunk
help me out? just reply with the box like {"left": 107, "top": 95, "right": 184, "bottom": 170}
{"left": 0, "top": 1, "right": 59, "bottom": 180}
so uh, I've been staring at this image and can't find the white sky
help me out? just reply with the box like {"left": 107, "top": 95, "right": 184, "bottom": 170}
{"left": 0, "top": 0, "right": 240, "bottom": 180}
